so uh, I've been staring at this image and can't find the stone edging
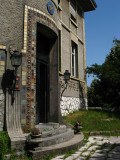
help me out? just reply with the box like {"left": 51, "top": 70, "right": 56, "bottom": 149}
{"left": 84, "top": 130, "right": 120, "bottom": 136}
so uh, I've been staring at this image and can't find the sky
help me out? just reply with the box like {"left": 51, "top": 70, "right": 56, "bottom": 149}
{"left": 85, "top": 0, "right": 120, "bottom": 86}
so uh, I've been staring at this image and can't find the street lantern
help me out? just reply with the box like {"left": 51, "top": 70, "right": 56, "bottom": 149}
{"left": 10, "top": 50, "right": 22, "bottom": 92}
{"left": 64, "top": 70, "right": 71, "bottom": 83}
{"left": 61, "top": 70, "right": 71, "bottom": 99}
{"left": 10, "top": 50, "right": 22, "bottom": 68}
{"left": 9, "top": 48, "right": 22, "bottom": 104}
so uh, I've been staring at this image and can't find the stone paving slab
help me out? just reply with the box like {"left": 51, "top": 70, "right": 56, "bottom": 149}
{"left": 89, "top": 158, "right": 105, "bottom": 160}
{"left": 81, "top": 151, "right": 90, "bottom": 156}
{"left": 87, "top": 145, "right": 99, "bottom": 151}
{"left": 76, "top": 157, "right": 86, "bottom": 160}
{"left": 53, "top": 155, "right": 65, "bottom": 159}
{"left": 78, "top": 147, "right": 88, "bottom": 151}
{"left": 72, "top": 153, "right": 81, "bottom": 159}
{"left": 91, "top": 152, "right": 107, "bottom": 158}
{"left": 53, "top": 136, "right": 120, "bottom": 160}
{"left": 65, "top": 156, "right": 74, "bottom": 160}
{"left": 108, "top": 154, "right": 120, "bottom": 159}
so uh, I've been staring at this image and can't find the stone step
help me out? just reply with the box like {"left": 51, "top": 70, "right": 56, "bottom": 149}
{"left": 28, "top": 133, "right": 84, "bottom": 160}
{"left": 35, "top": 122, "right": 60, "bottom": 132}
{"left": 28, "top": 128, "right": 74, "bottom": 149}
{"left": 41, "top": 125, "right": 67, "bottom": 138}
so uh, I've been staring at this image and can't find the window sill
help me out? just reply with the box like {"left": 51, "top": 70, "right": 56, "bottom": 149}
{"left": 71, "top": 76, "right": 85, "bottom": 83}
{"left": 58, "top": 5, "right": 62, "bottom": 11}
{"left": 59, "top": 71, "right": 64, "bottom": 75}
{"left": 59, "top": 72, "right": 85, "bottom": 83}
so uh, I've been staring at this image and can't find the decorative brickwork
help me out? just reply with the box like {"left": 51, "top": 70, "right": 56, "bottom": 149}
{"left": 21, "top": 6, "right": 58, "bottom": 131}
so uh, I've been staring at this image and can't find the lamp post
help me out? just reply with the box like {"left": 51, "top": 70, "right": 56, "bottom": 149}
{"left": 61, "top": 70, "right": 71, "bottom": 99}
{"left": 10, "top": 50, "right": 22, "bottom": 104}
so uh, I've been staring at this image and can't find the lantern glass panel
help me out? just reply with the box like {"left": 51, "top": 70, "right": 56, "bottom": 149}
{"left": 65, "top": 74, "right": 69, "bottom": 81}
{"left": 11, "top": 55, "right": 22, "bottom": 67}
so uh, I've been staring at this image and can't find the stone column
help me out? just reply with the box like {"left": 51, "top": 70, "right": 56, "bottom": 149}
{"left": 6, "top": 89, "right": 26, "bottom": 151}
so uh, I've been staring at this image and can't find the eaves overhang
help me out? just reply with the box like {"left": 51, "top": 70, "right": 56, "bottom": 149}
{"left": 78, "top": 0, "right": 97, "bottom": 12}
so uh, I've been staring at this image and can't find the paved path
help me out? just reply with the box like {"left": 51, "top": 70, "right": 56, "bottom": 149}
{"left": 51, "top": 136, "right": 120, "bottom": 160}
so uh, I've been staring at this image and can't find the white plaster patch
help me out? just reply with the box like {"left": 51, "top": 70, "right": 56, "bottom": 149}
{"left": 60, "top": 96, "right": 81, "bottom": 116}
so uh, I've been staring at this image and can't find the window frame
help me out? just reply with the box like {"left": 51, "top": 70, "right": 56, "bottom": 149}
{"left": 70, "top": 0, "right": 77, "bottom": 23}
{"left": 71, "top": 41, "right": 78, "bottom": 78}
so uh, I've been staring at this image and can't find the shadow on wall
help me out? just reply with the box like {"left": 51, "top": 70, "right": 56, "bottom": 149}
{"left": 79, "top": 81, "right": 86, "bottom": 109}
{"left": 1, "top": 69, "right": 15, "bottom": 105}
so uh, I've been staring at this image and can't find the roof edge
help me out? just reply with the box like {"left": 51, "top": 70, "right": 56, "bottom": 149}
{"left": 77, "top": 0, "right": 97, "bottom": 12}
{"left": 90, "top": 0, "right": 97, "bottom": 9}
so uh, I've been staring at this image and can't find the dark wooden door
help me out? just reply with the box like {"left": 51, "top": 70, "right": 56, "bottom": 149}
{"left": 36, "top": 30, "right": 50, "bottom": 124}
{"left": 36, "top": 60, "right": 49, "bottom": 124}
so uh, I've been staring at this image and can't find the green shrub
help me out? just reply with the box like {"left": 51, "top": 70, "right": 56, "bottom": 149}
{"left": 0, "top": 131, "right": 10, "bottom": 159}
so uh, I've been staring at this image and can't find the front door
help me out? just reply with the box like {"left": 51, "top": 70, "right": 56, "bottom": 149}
{"left": 36, "top": 32, "right": 49, "bottom": 124}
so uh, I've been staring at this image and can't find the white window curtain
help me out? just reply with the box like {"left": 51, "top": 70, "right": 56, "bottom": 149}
{"left": 72, "top": 45, "right": 76, "bottom": 77}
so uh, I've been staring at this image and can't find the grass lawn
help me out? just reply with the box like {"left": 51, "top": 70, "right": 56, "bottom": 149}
{"left": 63, "top": 109, "right": 120, "bottom": 132}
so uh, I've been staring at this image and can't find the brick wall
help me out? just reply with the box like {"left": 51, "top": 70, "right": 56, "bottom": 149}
{"left": 60, "top": 0, "right": 87, "bottom": 110}
{"left": 78, "top": 41, "right": 84, "bottom": 80}
{"left": 61, "top": 0, "right": 70, "bottom": 27}
{"left": 0, "top": 0, "right": 58, "bottom": 49}
{"left": 77, "top": 7, "right": 83, "bottom": 41}
{"left": 0, "top": 0, "right": 87, "bottom": 130}
{"left": 61, "top": 26, "right": 70, "bottom": 73}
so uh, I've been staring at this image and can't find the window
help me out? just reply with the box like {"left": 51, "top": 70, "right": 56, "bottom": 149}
{"left": 70, "top": 0, "right": 77, "bottom": 22}
{"left": 71, "top": 41, "right": 78, "bottom": 77}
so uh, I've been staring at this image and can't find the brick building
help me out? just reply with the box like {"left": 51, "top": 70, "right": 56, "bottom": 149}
{"left": 0, "top": 0, "right": 96, "bottom": 150}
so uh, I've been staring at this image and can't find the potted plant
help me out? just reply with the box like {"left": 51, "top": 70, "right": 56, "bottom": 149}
{"left": 30, "top": 127, "right": 42, "bottom": 139}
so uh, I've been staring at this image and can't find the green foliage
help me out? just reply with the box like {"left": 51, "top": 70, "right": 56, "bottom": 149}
{"left": 0, "top": 131, "right": 10, "bottom": 159}
{"left": 87, "top": 79, "right": 102, "bottom": 107}
{"left": 86, "top": 39, "right": 120, "bottom": 109}
{"left": 9, "top": 154, "right": 33, "bottom": 160}
{"left": 0, "top": 132, "right": 33, "bottom": 160}
{"left": 63, "top": 147, "right": 79, "bottom": 159}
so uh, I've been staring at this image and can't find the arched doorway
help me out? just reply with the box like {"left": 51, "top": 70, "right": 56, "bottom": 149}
{"left": 21, "top": 6, "right": 59, "bottom": 130}
{"left": 36, "top": 23, "right": 58, "bottom": 124}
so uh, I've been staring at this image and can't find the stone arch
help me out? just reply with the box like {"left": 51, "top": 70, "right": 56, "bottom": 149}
{"left": 21, "top": 6, "right": 59, "bottom": 131}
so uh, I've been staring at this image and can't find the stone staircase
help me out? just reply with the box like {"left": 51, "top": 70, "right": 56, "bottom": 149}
{"left": 27, "top": 123, "right": 84, "bottom": 160}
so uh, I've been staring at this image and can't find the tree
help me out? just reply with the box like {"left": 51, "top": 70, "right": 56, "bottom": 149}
{"left": 87, "top": 39, "right": 120, "bottom": 109}
{"left": 87, "top": 79, "right": 102, "bottom": 107}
